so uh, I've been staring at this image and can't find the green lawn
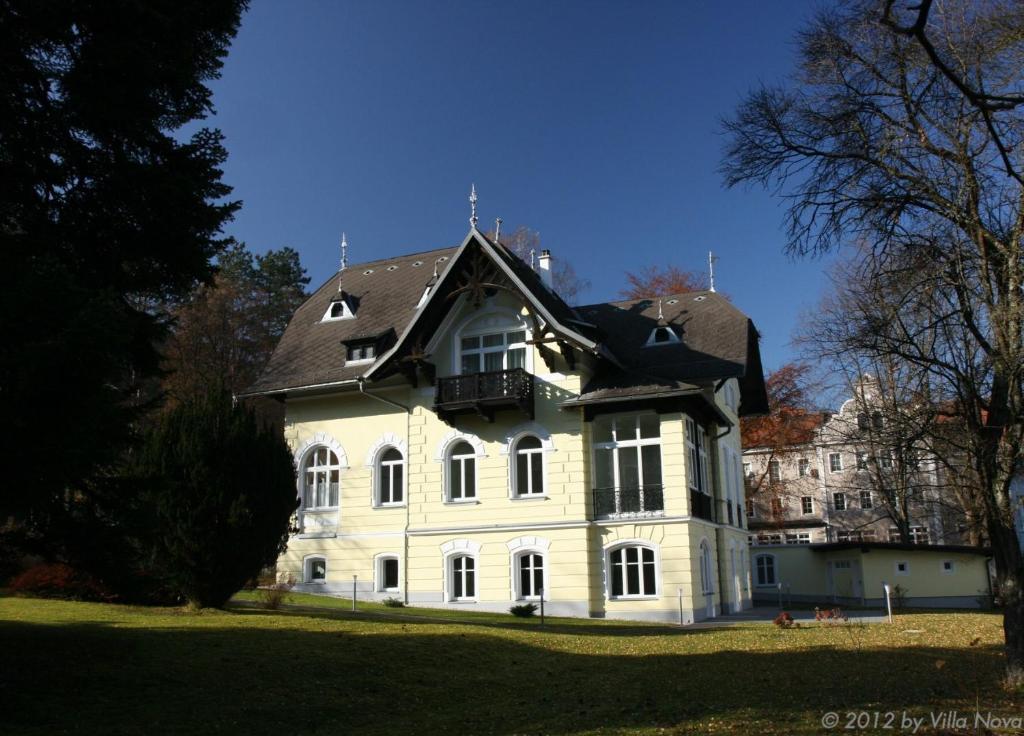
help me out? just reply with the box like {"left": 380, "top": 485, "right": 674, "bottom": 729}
{"left": 1, "top": 594, "right": 1019, "bottom": 735}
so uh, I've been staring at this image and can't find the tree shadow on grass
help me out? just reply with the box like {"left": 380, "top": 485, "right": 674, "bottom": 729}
{"left": 0, "top": 614, "right": 1011, "bottom": 736}
{"left": 229, "top": 603, "right": 706, "bottom": 638}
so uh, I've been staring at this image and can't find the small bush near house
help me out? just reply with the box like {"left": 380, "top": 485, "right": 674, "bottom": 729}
{"left": 773, "top": 611, "right": 797, "bottom": 628}
{"left": 510, "top": 603, "right": 538, "bottom": 618}
{"left": 815, "top": 607, "right": 848, "bottom": 624}
{"left": 382, "top": 597, "right": 405, "bottom": 608}
{"left": 8, "top": 563, "right": 113, "bottom": 602}
{"left": 256, "top": 576, "right": 294, "bottom": 610}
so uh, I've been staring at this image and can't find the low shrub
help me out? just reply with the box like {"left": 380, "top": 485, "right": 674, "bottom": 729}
{"left": 9, "top": 562, "right": 113, "bottom": 602}
{"left": 382, "top": 597, "right": 405, "bottom": 608}
{"left": 510, "top": 603, "right": 538, "bottom": 618}
{"left": 814, "top": 606, "right": 848, "bottom": 624}
{"left": 255, "top": 575, "right": 294, "bottom": 610}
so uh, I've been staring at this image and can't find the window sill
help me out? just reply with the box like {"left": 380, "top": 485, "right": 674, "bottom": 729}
{"left": 444, "top": 499, "right": 480, "bottom": 505}
{"left": 373, "top": 503, "right": 407, "bottom": 509}
{"left": 304, "top": 507, "right": 339, "bottom": 513}
{"left": 608, "top": 595, "right": 659, "bottom": 601}
{"left": 510, "top": 494, "right": 548, "bottom": 501}
{"left": 449, "top": 599, "right": 478, "bottom": 603}
{"left": 754, "top": 584, "right": 778, "bottom": 588}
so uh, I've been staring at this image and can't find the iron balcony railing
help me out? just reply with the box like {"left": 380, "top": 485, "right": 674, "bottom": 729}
{"left": 593, "top": 485, "right": 665, "bottom": 518}
{"left": 434, "top": 367, "right": 534, "bottom": 421}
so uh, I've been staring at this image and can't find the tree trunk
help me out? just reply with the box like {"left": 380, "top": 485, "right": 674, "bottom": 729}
{"left": 991, "top": 522, "right": 1024, "bottom": 686}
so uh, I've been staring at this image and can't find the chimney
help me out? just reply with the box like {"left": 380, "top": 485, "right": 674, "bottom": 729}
{"left": 538, "top": 249, "right": 553, "bottom": 289}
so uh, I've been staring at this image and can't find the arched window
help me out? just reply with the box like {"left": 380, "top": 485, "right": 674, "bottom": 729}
{"left": 513, "top": 435, "right": 544, "bottom": 496}
{"left": 699, "top": 541, "right": 714, "bottom": 594}
{"left": 449, "top": 554, "right": 476, "bottom": 600}
{"left": 376, "top": 447, "right": 404, "bottom": 506}
{"left": 755, "top": 554, "right": 776, "bottom": 586}
{"left": 516, "top": 552, "right": 545, "bottom": 600}
{"left": 608, "top": 544, "right": 657, "bottom": 598}
{"left": 303, "top": 447, "right": 340, "bottom": 509}
{"left": 447, "top": 441, "right": 477, "bottom": 501}
{"left": 305, "top": 556, "right": 327, "bottom": 583}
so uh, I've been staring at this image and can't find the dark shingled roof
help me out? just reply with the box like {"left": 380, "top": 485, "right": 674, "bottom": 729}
{"left": 246, "top": 233, "right": 769, "bottom": 417}
{"left": 574, "top": 292, "right": 769, "bottom": 415}
{"left": 246, "top": 245, "right": 458, "bottom": 394}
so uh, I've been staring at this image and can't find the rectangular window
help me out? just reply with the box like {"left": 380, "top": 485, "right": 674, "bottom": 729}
{"left": 460, "top": 330, "right": 528, "bottom": 374}
{"left": 745, "top": 499, "right": 755, "bottom": 518}
{"left": 833, "top": 492, "right": 846, "bottom": 511}
{"left": 829, "top": 453, "right": 843, "bottom": 473}
{"left": 856, "top": 452, "right": 868, "bottom": 470}
{"left": 798, "top": 458, "right": 809, "bottom": 477}
{"left": 941, "top": 560, "right": 954, "bottom": 574}
{"left": 382, "top": 558, "right": 399, "bottom": 591}
{"left": 785, "top": 533, "right": 810, "bottom": 544}
{"left": 880, "top": 452, "right": 893, "bottom": 469}
{"left": 592, "top": 415, "right": 663, "bottom": 515}
{"left": 768, "top": 460, "right": 781, "bottom": 483}
{"left": 346, "top": 342, "right": 376, "bottom": 362}
{"left": 859, "top": 490, "right": 873, "bottom": 509}
{"left": 895, "top": 561, "right": 909, "bottom": 576}
{"left": 742, "top": 461, "right": 752, "bottom": 479}
{"left": 770, "top": 497, "right": 784, "bottom": 515}
{"left": 801, "top": 496, "right": 813, "bottom": 515}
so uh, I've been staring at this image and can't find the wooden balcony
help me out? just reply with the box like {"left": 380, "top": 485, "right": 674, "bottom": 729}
{"left": 434, "top": 367, "right": 534, "bottom": 424}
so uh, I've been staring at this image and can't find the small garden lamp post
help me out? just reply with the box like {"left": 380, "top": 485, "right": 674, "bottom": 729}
{"left": 882, "top": 581, "right": 892, "bottom": 623}
{"left": 352, "top": 574, "right": 357, "bottom": 612}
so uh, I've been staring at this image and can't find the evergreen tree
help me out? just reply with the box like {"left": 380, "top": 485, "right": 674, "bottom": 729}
{"left": 136, "top": 388, "right": 297, "bottom": 608}
{"left": 0, "top": 0, "right": 247, "bottom": 518}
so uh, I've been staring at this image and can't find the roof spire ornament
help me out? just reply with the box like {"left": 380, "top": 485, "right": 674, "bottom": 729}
{"left": 469, "top": 183, "right": 478, "bottom": 228}
{"left": 657, "top": 298, "right": 667, "bottom": 325}
{"left": 494, "top": 216, "right": 502, "bottom": 242}
{"left": 708, "top": 250, "right": 718, "bottom": 293}
{"left": 337, "top": 232, "right": 348, "bottom": 292}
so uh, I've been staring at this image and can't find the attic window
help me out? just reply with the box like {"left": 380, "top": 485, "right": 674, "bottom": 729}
{"left": 412, "top": 260, "right": 424, "bottom": 267}
{"left": 386, "top": 265, "right": 398, "bottom": 271}
{"left": 346, "top": 340, "right": 376, "bottom": 363}
{"left": 322, "top": 293, "right": 355, "bottom": 322}
{"left": 693, "top": 295, "right": 707, "bottom": 302}
{"left": 363, "top": 269, "right": 374, "bottom": 275}
{"left": 644, "top": 325, "right": 681, "bottom": 347}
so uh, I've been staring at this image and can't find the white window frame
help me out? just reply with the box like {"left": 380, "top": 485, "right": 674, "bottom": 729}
{"left": 699, "top": 540, "right": 715, "bottom": 594}
{"left": 801, "top": 496, "right": 814, "bottom": 515}
{"left": 374, "top": 446, "right": 405, "bottom": 507}
{"left": 514, "top": 550, "right": 546, "bottom": 601}
{"left": 768, "top": 460, "right": 781, "bottom": 483}
{"left": 829, "top": 452, "right": 843, "bottom": 473}
{"left": 301, "top": 446, "right": 341, "bottom": 510}
{"left": 375, "top": 554, "right": 401, "bottom": 593}
{"left": 833, "top": 492, "right": 847, "bottom": 511}
{"left": 304, "top": 555, "right": 327, "bottom": 584}
{"left": 511, "top": 435, "right": 546, "bottom": 498}
{"left": 605, "top": 541, "right": 660, "bottom": 600}
{"left": 458, "top": 328, "right": 530, "bottom": 375}
{"left": 684, "top": 417, "right": 710, "bottom": 494}
{"left": 446, "top": 441, "right": 478, "bottom": 503}
{"left": 941, "top": 559, "right": 955, "bottom": 575}
{"left": 592, "top": 414, "right": 664, "bottom": 514}
{"left": 754, "top": 553, "right": 776, "bottom": 587}
{"left": 859, "top": 490, "right": 873, "bottom": 509}
{"left": 895, "top": 561, "right": 910, "bottom": 576}
{"left": 448, "top": 553, "right": 478, "bottom": 601}
{"left": 798, "top": 458, "right": 809, "bottom": 477}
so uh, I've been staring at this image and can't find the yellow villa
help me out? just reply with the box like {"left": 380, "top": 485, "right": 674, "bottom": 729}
{"left": 242, "top": 223, "right": 769, "bottom": 623}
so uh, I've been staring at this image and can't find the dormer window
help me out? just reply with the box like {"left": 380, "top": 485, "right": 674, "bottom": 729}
{"left": 346, "top": 340, "right": 376, "bottom": 363}
{"left": 322, "top": 292, "right": 355, "bottom": 322}
{"left": 644, "top": 325, "right": 680, "bottom": 347}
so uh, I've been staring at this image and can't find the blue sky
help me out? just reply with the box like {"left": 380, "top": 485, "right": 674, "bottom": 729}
{"left": 203, "top": 0, "right": 835, "bottom": 372}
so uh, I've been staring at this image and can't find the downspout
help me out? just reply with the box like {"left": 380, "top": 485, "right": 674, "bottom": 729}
{"left": 359, "top": 377, "right": 412, "bottom": 604}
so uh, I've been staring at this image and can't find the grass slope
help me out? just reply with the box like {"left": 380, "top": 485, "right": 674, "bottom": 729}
{"left": 1, "top": 594, "right": 1017, "bottom": 735}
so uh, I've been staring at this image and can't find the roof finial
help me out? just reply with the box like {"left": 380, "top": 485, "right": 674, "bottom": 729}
{"left": 337, "top": 232, "right": 348, "bottom": 292}
{"left": 529, "top": 248, "right": 536, "bottom": 270}
{"left": 494, "top": 216, "right": 502, "bottom": 242}
{"left": 708, "top": 250, "right": 718, "bottom": 293}
{"left": 469, "top": 184, "right": 478, "bottom": 228}
{"left": 657, "top": 298, "right": 665, "bottom": 322}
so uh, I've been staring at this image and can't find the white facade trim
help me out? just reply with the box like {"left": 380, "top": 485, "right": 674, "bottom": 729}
{"left": 293, "top": 432, "right": 350, "bottom": 469}
{"left": 365, "top": 432, "right": 408, "bottom": 466}
{"left": 505, "top": 535, "right": 552, "bottom": 552}
{"left": 434, "top": 430, "right": 487, "bottom": 462}
{"left": 498, "top": 422, "right": 557, "bottom": 455}
{"left": 602, "top": 538, "right": 662, "bottom": 602}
